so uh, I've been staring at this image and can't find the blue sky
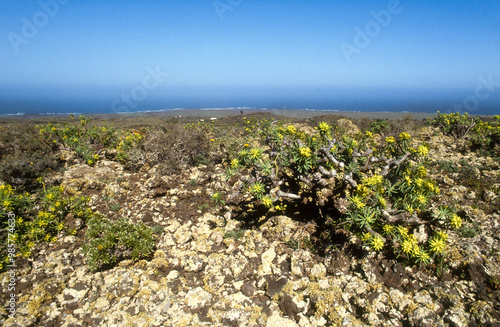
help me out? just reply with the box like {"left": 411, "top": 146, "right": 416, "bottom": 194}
{"left": 0, "top": 0, "right": 499, "bottom": 114}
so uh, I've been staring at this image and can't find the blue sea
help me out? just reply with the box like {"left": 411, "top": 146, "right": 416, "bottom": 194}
{"left": 1, "top": 87, "right": 499, "bottom": 116}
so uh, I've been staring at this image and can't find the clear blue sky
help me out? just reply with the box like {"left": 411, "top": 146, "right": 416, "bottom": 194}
{"left": 1, "top": 0, "right": 499, "bottom": 114}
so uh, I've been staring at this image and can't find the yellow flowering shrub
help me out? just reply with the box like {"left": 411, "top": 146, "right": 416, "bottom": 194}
{"left": 216, "top": 119, "right": 452, "bottom": 266}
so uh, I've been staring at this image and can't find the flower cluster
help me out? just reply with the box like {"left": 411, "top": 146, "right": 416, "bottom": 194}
{"left": 116, "top": 131, "right": 144, "bottom": 163}
{"left": 37, "top": 115, "right": 117, "bottom": 166}
{"left": 0, "top": 179, "right": 93, "bottom": 271}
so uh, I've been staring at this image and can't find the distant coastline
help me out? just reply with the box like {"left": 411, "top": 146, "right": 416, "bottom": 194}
{"left": 0, "top": 108, "right": 443, "bottom": 122}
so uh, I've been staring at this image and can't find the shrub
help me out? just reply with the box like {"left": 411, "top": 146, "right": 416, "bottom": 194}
{"left": 469, "top": 116, "right": 500, "bottom": 158}
{"left": 122, "top": 123, "right": 210, "bottom": 172}
{"left": 430, "top": 112, "right": 500, "bottom": 158}
{"left": 428, "top": 111, "right": 479, "bottom": 140}
{"left": 37, "top": 115, "right": 118, "bottom": 166}
{"left": 216, "top": 120, "right": 459, "bottom": 266}
{"left": 368, "top": 119, "right": 391, "bottom": 136}
{"left": 82, "top": 214, "right": 155, "bottom": 271}
{"left": 0, "top": 124, "right": 59, "bottom": 191}
{"left": 0, "top": 179, "right": 90, "bottom": 272}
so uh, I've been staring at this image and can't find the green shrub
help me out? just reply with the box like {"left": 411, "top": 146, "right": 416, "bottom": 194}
{"left": 0, "top": 124, "right": 59, "bottom": 191}
{"left": 429, "top": 112, "right": 500, "bottom": 158}
{"left": 469, "top": 116, "right": 500, "bottom": 158}
{"left": 37, "top": 115, "right": 118, "bottom": 166}
{"left": 428, "top": 111, "right": 479, "bottom": 140}
{"left": 368, "top": 119, "right": 391, "bottom": 135}
{"left": 82, "top": 215, "right": 155, "bottom": 271}
{"left": 121, "top": 123, "right": 210, "bottom": 172}
{"left": 216, "top": 120, "right": 460, "bottom": 266}
{"left": 0, "top": 179, "right": 90, "bottom": 272}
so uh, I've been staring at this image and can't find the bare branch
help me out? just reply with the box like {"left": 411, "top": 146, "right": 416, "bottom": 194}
{"left": 319, "top": 165, "right": 336, "bottom": 177}
{"left": 276, "top": 190, "right": 302, "bottom": 200}
{"left": 381, "top": 210, "right": 428, "bottom": 224}
{"left": 344, "top": 173, "right": 357, "bottom": 188}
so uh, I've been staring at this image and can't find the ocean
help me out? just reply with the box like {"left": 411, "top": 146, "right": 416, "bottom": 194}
{"left": 1, "top": 89, "right": 499, "bottom": 117}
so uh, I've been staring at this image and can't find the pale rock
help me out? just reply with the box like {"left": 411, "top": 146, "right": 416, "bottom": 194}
{"left": 166, "top": 270, "right": 179, "bottom": 281}
{"left": 94, "top": 297, "right": 110, "bottom": 311}
{"left": 262, "top": 247, "right": 276, "bottom": 274}
{"left": 291, "top": 252, "right": 303, "bottom": 276}
{"left": 318, "top": 278, "right": 329, "bottom": 289}
{"left": 266, "top": 312, "right": 300, "bottom": 327}
{"left": 174, "top": 223, "right": 192, "bottom": 246}
{"left": 298, "top": 315, "right": 312, "bottom": 327}
{"left": 310, "top": 264, "right": 327, "bottom": 279}
{"left": 413, "top": 224, "right": 428, "bottom": 243}
{"left": 185, "top": 287, "right": 212, "bottom": 310}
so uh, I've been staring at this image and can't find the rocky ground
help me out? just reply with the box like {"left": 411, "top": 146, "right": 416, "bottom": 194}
{"left": 1, "top": 117, "right": 500, "bottom": 327}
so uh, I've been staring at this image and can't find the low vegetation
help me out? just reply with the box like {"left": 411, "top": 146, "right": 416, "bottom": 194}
{"left": 0, "top": 111, "right": 499, "bottom": 274}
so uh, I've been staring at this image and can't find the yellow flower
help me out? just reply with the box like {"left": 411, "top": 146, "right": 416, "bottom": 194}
{"left": 51, "top": 127, "right": 56, "bottom": 131}
{"left": 371, "top": 236, "right": 384, "bottom": 251}
{"left": 397, "top": 226, "right": 408, "bottom": 237}
{"left": 401, "top": 239, "right": 413, "bottom": 255}
{"left": 286, "top": 125, "right": 297, "bottom": 134}
{"left": 385, "top": 136, "right": 396, "bottom": 143}
{"left": 249, "top": 148, "right": 262, "bottom": 160}
{"left": 87, "top": 160, "right": 93, "bottom": 165}
{"left": 429, "top": 237, "right": 446, "bottom": 254}
{"left": 383, "top": 224, "right": 394, "bottom": 234}
{"left": 361, "top": 232, "right": 372, "bottom": 242}
{"left": 405, "top": 204, "right": 414, "bottom": 215}
{"left": 57, "top": 223, "right": 64, "bottom": 231}
{"left": 210, "top": 139, "right": 215, "bottom": 142}
{"left": 364, "top": 174, "right": 383, "bottom": 187}
{"left": 318, "top": 122, "right": 330, "bottom": 133}
{"left": 350, "top": 195, "right": 365, "bottom": 209}
{"left": 262, "top": 196, "right": 273, "bottom": 208}
{"left": 378, "top": 197, "right": 387, "bottom": 208}
{"left": 450, "top": 214, "right": 462, "bottom": 229}
{"left": 230, "top": 159, "right": 239, "bottom": 168}
{"left": 399, "top": 132, "right": 411, "bottom": 140}
{"left": 416, "top": 194, "right": 427, "bottom": 205}
{"left": 417, "top": 250, "right": 430, "bottom": 263}
{"left": 435, "top": 230, "right": 448, "bottom": 241}
{"left": 299, "top": 147, "right": 312, "bottom": 158}
{"left": 94, "top": 154, "right": 99, "bottom": 160}
{"left": 417, "top": 145, "right": 429, "bottom": 156}
{"left": 365, "top": 131, "right": 373, "bottom": 138}
{"left": 46, "top": 193, "right": 54, "bottom": 200}
{"left": 355, "top": 184, "right": 370, "bottom": 197}
{"left": 73, "top": 138, "right": 78, "bottom": 142}
{"left": 3, "top": 200, "right": 12, "bottom": 209}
